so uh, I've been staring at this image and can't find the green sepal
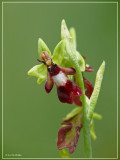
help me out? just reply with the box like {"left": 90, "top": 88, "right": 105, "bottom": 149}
{"left": 61, "top": 19, "right": 71, "bottom": 40}
{"left": 52, "top": 40, "right": 66, "bottom": 65}
{"left": 69, "top": 27, "right": 77, "bottom": 49}
{"left": 28, "top": 63, "right": 47, "bottom": 85}
{"left": 64, "top": 107, "right": 82, "bottom": 120}
{"left": 38, "top": 38, "right": 51, "bottom": 59}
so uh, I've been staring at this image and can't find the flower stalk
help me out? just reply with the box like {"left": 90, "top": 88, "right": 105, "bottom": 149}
{"left": 76, "top": 67, "right": 92, "bottom": 157}
{"left": 61, "top": 20, "right": 92, "bottom": 158}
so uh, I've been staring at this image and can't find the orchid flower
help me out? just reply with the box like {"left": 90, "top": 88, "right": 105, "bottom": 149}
{"left": 37, "top": 51, "right": 82, "bottom": 106}
{"left": 57, "top": 107, "right": 82, "bottom": 154}
{"left": 28, "top": 42, "right": 93, "bottom": 106}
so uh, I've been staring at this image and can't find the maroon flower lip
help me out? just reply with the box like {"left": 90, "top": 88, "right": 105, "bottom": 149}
{"left": 46, "top": 64, "right": 82, "bottom": 106}
{"left": 57, "top": 111, "right": 83, "bottom": 154}
{"left": 57, "top": 79, "right": 82, "bottom": 105}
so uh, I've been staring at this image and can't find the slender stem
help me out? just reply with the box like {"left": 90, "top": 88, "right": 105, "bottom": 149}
{"left": 66, "top": 42, "right": 92, "bottom": 157}
{"left": 75, "top": 64, "right": 92, "bottom": 158}
{"left": 61, "top": 20, "right": 92, "bottom": 157}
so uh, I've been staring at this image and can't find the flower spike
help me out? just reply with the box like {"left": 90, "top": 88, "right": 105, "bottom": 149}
{"left": 45, "top": 72, "right": 54, "bottom": 93}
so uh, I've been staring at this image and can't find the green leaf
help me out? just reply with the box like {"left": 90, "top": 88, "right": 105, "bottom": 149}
{"left": 69, "top": 27, "right": 77, "bottom": 49}
{"left": 58, "top": 148, "right": 70, "bottom": 158}
{"left": 52, "top": 40, "right": 66, "bottom": 65}
{"left": 38, "top": 38, "right": 51, "bottom": 59}
{"left": 28, "top": 63, "right": 47, "bottom": 85}
{"left": 88, "top": 61, "right": 105, "bottom": 120}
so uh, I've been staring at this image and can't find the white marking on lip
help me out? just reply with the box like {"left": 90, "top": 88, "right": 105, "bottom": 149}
{"left": 52, "top": 71, "right": 67, "bottom": 86}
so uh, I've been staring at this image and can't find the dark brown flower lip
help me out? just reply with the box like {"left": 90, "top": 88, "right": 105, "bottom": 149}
{"left": 57, "top": 79, "right": 82, "bottom": 106}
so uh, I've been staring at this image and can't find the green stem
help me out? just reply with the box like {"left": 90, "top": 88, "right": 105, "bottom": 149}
{"left": 65, "top": 36, "right": 92, "bottom": 158}
{"left": 75, "top": 64, "right": 92, "bottom": 158}
{"left": 61, "top": 19, "right": 92, "bottom": 158}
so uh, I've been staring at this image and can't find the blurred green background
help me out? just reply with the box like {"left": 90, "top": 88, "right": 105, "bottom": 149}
{"left": 2, "top": 2, "right": 117, "bottom": 158}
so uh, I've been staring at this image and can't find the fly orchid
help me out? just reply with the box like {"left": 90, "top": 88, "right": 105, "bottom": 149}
{"left": 28, "top": 19, "right": 105, "bottom": 158}
{"left": 37, "top": 51, "right": 82, "bottom": 106}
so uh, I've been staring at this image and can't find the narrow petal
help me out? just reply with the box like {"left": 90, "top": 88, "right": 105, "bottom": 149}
{"left": 83, "top": 77, "right": 93, "bottom": 98}
{"left": 45, "top": 72, "right": 54, "bottom": 93}
{"left": 82, "top": 55, "right": 87, "bottom": 60}
{"left": 85, "top": 64, "right": 94, "bottom": 72}
{"left": 59, "top": 66, "right": 76, "bottom": 75}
